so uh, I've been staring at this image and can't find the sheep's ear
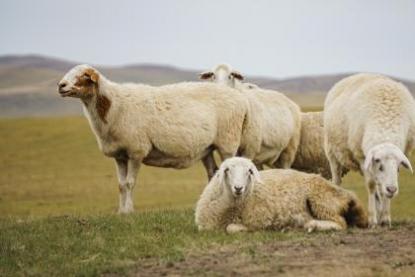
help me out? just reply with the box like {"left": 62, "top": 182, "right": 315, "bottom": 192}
{"left": 249, "top": 167, "right": 263, "bottom": 185}
{"left": 214, "top": 166, "right": 228, "bottom": 187}
{"left": 199, "top": 71, "right": 214, "bottom": 80}
{"left": 230, "top": 71, "right": 244, "bottom": 81}
{"left": 398, "top": 153, "right": 413, "bottom": 174}
{"left": 84, "top": 69, "right": 99, "bottom": 83}
{"left": 389, "top": 146, "right": 413, "bottom": 174}
{"left": 363, "top": 150, "right": 374, "bottom": 172}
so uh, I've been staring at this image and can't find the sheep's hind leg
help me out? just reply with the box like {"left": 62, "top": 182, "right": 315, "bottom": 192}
{"left": 327, "top": 152, "right": 342, "bottom": 186}
{"left": 202, "top": 153, "right": 218, "bottom": 180}
{"left": 274, "top": 136, "right": 299, "bottom": 169}
{"left": 304, "top": 220, "right": 343, "bottom": 232}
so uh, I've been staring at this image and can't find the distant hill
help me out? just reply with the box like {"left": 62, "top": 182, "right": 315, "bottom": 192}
{"left": 0, "top": 54, "right": 414, "bottom": 117}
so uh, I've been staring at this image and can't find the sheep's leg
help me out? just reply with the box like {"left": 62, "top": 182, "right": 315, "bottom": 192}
{"left": 119, "top": 159, "right": 141, "bottom": 214}
{"left": 202, "top": 153, "right": 218, "bottom": 180}
{"left": 255, "top": 163, "right": 264, "bottom": 171}
{"left": 115, "top": 158, "right": 128, "bottom": 213}
{"left": 327, "top": 153, "right": 342, "bottom": 186}
{"left": 274, "top": 136, "right": 299, "bottom": 169}
{"left": 379, "top": 195, "right": 391, "bottom": 227}
{"left": 366, "top": 182, "right": 378, "bottom": 228}
{"left": 226, "top": 223, "right": 248, "bottom": 234}
{"left": 304, "top": 220, "right": 344, "bottom": 232}
{"left": 305, "top": 195, "right": 348, "bottom": 230}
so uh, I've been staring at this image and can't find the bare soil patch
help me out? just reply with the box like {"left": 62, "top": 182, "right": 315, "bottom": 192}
{"left": 133, "top": 222, "right": 415, "bottom": 276}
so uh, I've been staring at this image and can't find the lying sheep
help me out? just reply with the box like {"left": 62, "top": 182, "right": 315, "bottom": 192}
{"left": 292, "top": 111, "right": 348, "bottom": 179}
{"left": 58, "top": 64, "right": 262, "bottom": 213}
{"left": 324, "top": 73, "right": 415, "bottom": 227}
{"left": 200, "top": 64, "right": 302, "bottom": 170}
{"left": 195, "top": 157, "right": 368, "bottom": 233}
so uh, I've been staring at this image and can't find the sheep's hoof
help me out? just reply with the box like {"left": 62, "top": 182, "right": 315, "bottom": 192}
{"left": 368, "top": 222, "right": 378, "bottom": 229}
{"left": 379, "top": 220, "right": 392, "bottom": 228}
{"left": 117, "top": 207, "right": 134, "bottom": 215}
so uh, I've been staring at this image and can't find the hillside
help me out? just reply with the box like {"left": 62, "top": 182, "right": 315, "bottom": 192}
{"left": 0, "top": 55, "right": 414, "bottom": 117}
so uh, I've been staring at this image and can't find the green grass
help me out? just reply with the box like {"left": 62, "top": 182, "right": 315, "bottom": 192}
{"left": 0, "top": 210, "right": 298, "bottom": 276}
{"left": 1, "top": 116, "right": 415, "bottom": 276}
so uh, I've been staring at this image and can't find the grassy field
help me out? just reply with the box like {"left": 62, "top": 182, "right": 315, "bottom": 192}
{"left": 1, "top": 116, "right": 415, "bottom": 276}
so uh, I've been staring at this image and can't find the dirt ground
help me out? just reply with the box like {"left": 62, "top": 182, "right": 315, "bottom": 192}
{"left": 133, "top": 222, "right": 415, "bottom": 277}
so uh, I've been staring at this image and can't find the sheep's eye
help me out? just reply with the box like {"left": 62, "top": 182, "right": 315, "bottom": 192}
{"left": 379, "top": 165, "right": 384, "bottom": 172}
{"left": 224, "top": 168, "right": 229, "bottom": 174}
{"left": 374, "top": 159, "right": 380, "bottom": 163}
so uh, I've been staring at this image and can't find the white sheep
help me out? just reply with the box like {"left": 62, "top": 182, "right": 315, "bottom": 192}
{"left": 292, "top": 111, "right": 348, "bottom": 179}
{"left": 195, "top": 157, "right": 368, "bottom": 233}
{"left": 199, "top": 63, "right": 246, "bottom": 89}
{"left": 199, "top": 64, "right": 347, "bottom": 179}
{"left": 200, "top": 64, "right": 302, "bottom": 170}
{"left": 58, "top": 64, "right": 262, "bottom": 214}
{"left": 324, "top": 73, "right": 415, "bottom": 227}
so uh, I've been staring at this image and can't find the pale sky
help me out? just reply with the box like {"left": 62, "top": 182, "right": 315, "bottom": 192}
{"left": 0, "top": 0, "right": 414, "bottom": 80}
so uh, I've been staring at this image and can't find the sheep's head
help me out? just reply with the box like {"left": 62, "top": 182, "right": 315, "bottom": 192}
{"left": 215, "top": 157, "right": 262, "bottom": 198}
{"left": 363, "top": 143, "right": 413, "bottom": 198}
{"left": 58, "top": 64, "right": 100, "bottom": 99}
{"left": 199, "top": 63, "right": 244, "bottom": 88}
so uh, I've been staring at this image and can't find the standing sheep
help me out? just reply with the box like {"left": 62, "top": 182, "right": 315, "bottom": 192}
{"left": 195, "top": 157, "right": 368, "bottom": 233}
{"left": 199, "top": 64, "right": 346, "bottom": 179}
{"left": 292, "top": 111, "right": 348, "bottom": 179}
{"left": 324, "top": 73, "right": 415, "bottom": 227}
{"left": 199, "top": 64, "right": 302, "bottom": 170}
{"left": 58, "top": 64, "right": 262, "bottom": 213}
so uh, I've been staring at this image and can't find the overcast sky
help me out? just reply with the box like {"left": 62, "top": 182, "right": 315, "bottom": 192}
{"left": 0, "top": 0, "right": 414, "bottom": 80}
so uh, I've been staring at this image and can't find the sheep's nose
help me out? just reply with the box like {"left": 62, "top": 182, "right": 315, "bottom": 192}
{"left": 234, "top": 186, "right": 242, "bottom": 193}
{"left": 386, "top": 186, "right": 397, "bottom": 194}
{"left": 58, "top": 82, "right": 67, "bottom": 90}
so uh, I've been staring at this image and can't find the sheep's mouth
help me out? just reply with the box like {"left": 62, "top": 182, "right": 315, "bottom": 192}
{"left": 59, "top": 90, "right": 75, "bottom": 97}
{"left": 233, "top": 191, "right": 243, "bottom": 197}
{"left": 386, "top": 192, "right": 396, "bottom": 199}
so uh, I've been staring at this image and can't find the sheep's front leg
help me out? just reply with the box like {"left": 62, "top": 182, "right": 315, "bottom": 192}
{"left": 118, "top": 159, "right": 141, "bottom": 214}
{"left": 226, "top": 223, "right": 248, "bottom": 234}
{"left": 304, "top": 220, "right": 344, "bottom": 232}
{"left": 379, "top": 195, "right": 391, "bottom": 227}
{"left": 115, "top": 158, "right": 128, "bottom": 213}
{"left": 367, "top": 183, "right": 378, "bottom": 228}
{"left": 202, "top": 153, "right": 218, "bottom": 180}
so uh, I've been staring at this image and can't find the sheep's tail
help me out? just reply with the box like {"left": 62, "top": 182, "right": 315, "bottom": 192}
{"left": 343, "top": 196, "right": 368, "bottom": 228}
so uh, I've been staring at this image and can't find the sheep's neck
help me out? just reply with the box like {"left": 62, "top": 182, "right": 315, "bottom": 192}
{"left": 81, "top": 81, "right": 116, "bottom": 139}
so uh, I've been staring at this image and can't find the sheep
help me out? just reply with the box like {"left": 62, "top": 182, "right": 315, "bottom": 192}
{"left": 199, "top": 64, "right": 348, "bottom": 179}
{"left": 292, "top": 111, "right": 348, "bottom": 179}
{"left": 324, "top": 73, "right": 415, "bottom": 227}
{"left": 57, "top": 64, "right": 262, "bottom": 214}
{"left": 199, "top": 63, "right": 246, "bottom": 89}
{"left": 199, "top": 64, "right": 302, "bottom": 170}
{"left": 195, "top": 157, "right": 368, "bottom": 233}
